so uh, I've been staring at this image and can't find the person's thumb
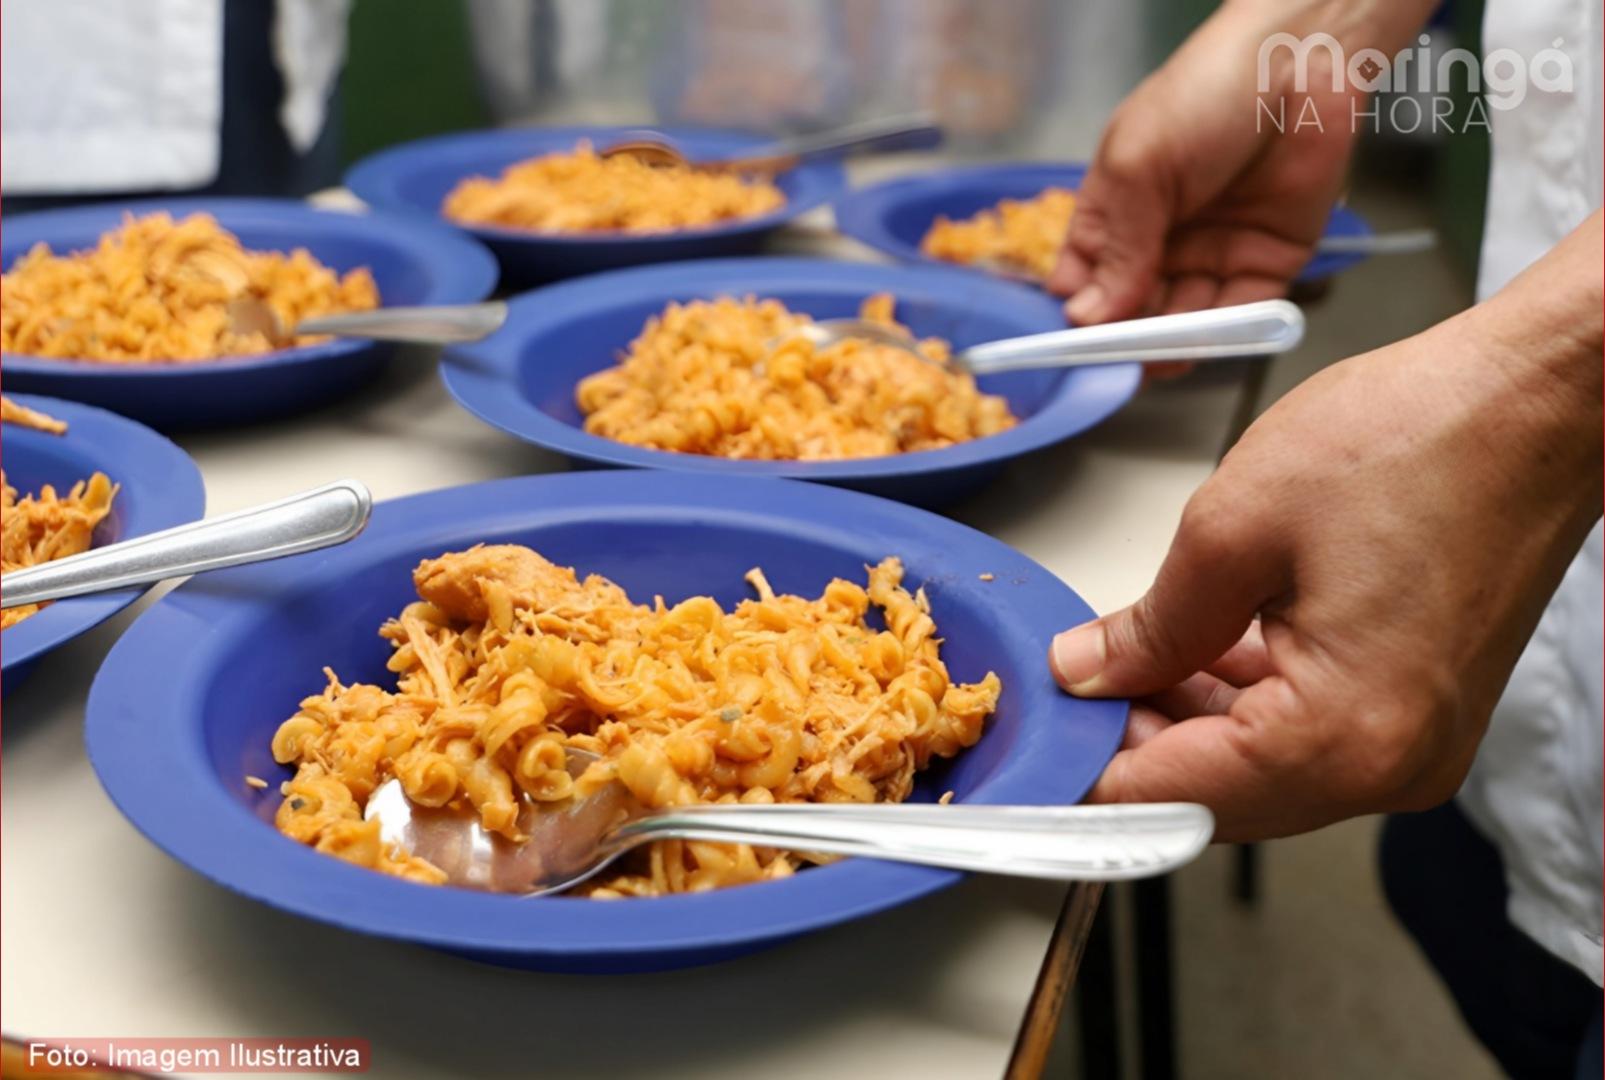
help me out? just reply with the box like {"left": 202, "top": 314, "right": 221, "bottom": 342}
{"left": 1048, "top": 503, "right": 1286, "bottom": 698}
{"left": 1048, "top": 141, "right": 1171, "bottom": 325}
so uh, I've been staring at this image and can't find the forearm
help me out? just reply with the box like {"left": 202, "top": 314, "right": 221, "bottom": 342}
{"left": 1397, "top": 210, "right": 1605, "bottom": 690}
{"left": 1459, "top": 211, "right": 1604, "bottom": 521}
{"left": 1477, "top": 210, "right": 1605, "bottom": 390}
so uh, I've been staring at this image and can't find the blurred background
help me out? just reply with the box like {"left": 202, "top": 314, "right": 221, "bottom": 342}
{"left": 337, "top": 0, "right": 1487, "bottom": 274}
{"left": 2, "top": 0, "right": 1490, "bottom": 279}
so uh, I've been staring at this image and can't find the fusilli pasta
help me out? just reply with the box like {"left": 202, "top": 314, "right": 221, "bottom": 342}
{"left": 921, "top": 187, "right": 1077, "bottom": 280}
{"left": 576, "top": 293, "right": 1016, "bottom": 460}
{"left": 269, "top": 544, "right": 1001, "bottom": 895}
{"left": 1, "top": 212, "right": 379, "bottom": 362}
{"left": 1, "top": 397, "right": 117, "bottom": 629}
{"left": 443, "top": 141, "right": 785, "bottom": 234}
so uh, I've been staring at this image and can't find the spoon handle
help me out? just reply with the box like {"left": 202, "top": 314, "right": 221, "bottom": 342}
{"left": 608, "top": 802, "right": 1213, "bottom": 881}
{"left": 297, "top": 301, "right": 508, "bottom": 344}
{"left": 752, "top": 113, "right": 944, "bottom": 164}
{"left": 0, "top": 480, "right": 370, "bottom": 609}
{"left": 960, "top": 299, "right": 1305, "bottom": 375}
{"left": 1315, "top": 227, "right": 1437, "bottom": 256}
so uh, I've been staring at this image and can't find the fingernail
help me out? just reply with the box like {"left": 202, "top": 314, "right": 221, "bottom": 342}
{"left": 1050, "top": 622, "right": 1106, "bottom": 694}
{"left": 1066, "top": 283, "right": 1106, "bottom": 325}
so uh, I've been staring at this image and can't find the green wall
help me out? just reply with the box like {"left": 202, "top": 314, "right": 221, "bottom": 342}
{"left": 340, "top": 0, "right": 485, "bottom": 165}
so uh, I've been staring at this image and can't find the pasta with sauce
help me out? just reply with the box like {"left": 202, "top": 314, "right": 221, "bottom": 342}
{"left": 0, "top": 212, "right": 379, "bottom": 363}
{"left": 1, "top": 397, "right": 117, "bottom": 629}
{"left": 576, "top": 293, "right": 1016, "bottom": 460}
{"left": 269, "top": 544, "right": 1001, "bottom": 895}
{"left": 442, "top": 141, "right": 785, "bottom": 234}
{"left": 921, "top": 187, "right": 1077, "bottom": 280}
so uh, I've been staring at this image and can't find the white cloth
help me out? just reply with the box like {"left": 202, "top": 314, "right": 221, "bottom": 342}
{"left": 272, "top": 0, "right": 352, "bottom": 155}
{"left": 0, "top": 0, "right": 350, "bottom": 194}
{"left": 1, "top": 0, "right": 224, "bottom": 192}
{"left": 1458, "top": 0, "right": 1605, "bottom": 985}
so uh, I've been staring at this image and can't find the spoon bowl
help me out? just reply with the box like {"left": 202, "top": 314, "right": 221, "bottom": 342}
{"left": 599, "top": 135, "right": 801, "bottom": 176}
{"left": 600, "top": 114, "right": 942, "bottom": 175}
{"left": 228, "top": 298, "right": 508, "bottom": 347}
{"left": 366, "top": 751, "right": 637, "bottom": 894}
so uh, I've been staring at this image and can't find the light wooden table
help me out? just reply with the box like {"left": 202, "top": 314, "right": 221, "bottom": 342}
{"left": 0, "top": 193, "right": 1246, "bottom": 1080}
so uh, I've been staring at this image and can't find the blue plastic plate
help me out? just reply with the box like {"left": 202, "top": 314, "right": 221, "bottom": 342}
{"left": 441, "top": 256, "right": 1140, "bottom": 507}
{"left": 2, "top": 394, "right": 206, "bottom": 692}
{"left": 85, "top": 471, "right": 1127, "bottom": 972}
{"left": 1, "top": 198, "right": 499, "bottom": 429}
{"left": 834, "top": 162, "right": 1373, "bottom": 285}
{"left": 345, "top": 125, "right": 849, "bottom": 287}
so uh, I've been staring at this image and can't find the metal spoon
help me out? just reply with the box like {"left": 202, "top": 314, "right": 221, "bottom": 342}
{"left": 1312, "top": 227, "right": 1438, "bottom": 255}
{"left": 364, "top": 749, "right": 1214, "bottom": 895}
{"left": 227, "top": 299, "right": 507, "bottom": 348}
{"left": 974, "top": 228, "right": 1440, "bottom": 285}
{"left": 780, "top": 298, "right": 1305, "bottom": 376}
{"left": 0, "top": 480, "right": 371, "bottom": 610}
{"left": 601, "top": 114, "right": 943, "bottom": 175}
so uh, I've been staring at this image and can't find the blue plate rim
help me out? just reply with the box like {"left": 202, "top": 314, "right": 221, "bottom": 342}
{"left": 1, "top": 393, "right": 207, "bottom": 673}
{"left": 84, "top": 471, "right": 1127, "bottom": 961}
{"left": 832, "top": 160, "right": 1373, "bottom": 283}
{"left": 0, "top": 196, "right": 500, "bottom": 377}
{"left": 344, "top": 124, "right": 849, "bottom": 247}
{"left": 440, "top": 255, "right": 1142, "bottom": 482}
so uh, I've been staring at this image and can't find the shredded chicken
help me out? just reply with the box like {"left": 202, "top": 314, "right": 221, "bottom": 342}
{"left": 1, "top": 396, "right": 118, "bottom": 628}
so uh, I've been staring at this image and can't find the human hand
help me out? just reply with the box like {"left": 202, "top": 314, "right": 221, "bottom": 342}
{"left": 1049, "top": 214, "right": 1604, "bottom": 841}
{"left": 1049, "top": 0, "right": 1435, "bottom": 326}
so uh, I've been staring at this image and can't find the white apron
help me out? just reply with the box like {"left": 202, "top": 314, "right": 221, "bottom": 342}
{"left": 1457, "top": 0, "right": 1605, "bottom": 985}
{"left": 0, "top": 0, "right": 347, "bottom": 194}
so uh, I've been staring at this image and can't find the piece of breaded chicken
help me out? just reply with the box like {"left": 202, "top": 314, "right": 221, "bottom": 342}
{"left": 412, "top": 544, "right": 630, "bottom": 623}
